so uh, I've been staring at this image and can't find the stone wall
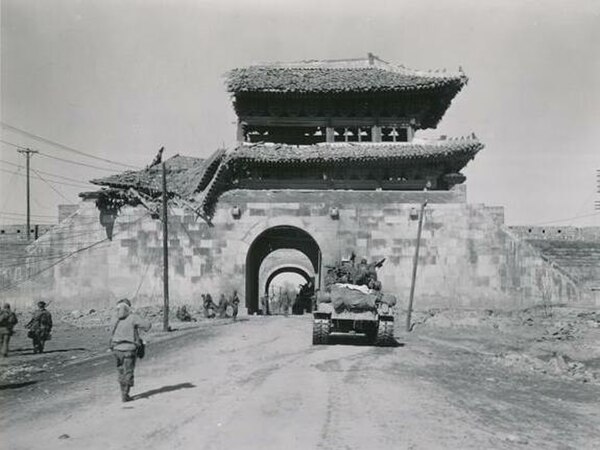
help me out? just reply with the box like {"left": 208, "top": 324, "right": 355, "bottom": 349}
{"left": 510, "top": 226, "right": 600, "bottom": 242}
{"left": 1, "top": 186, "right": 591, "bottom": 311}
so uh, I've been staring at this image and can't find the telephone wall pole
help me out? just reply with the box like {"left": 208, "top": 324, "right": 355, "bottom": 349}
{"left": 162, "top": 162, "right": 170, "bottom": 332}
{"left": 17, "top": 148, "right": 39, "bottom": 241}
{"left": 406, "top": 200, "right": 427, "bottom": 332}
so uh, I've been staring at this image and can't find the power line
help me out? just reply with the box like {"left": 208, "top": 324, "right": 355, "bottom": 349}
{"left": 1, "top": 138, "right": 124, "bottom": 173}
{"left": 529, "top": 211, "right": 600, "bottom": 226}
{"left": 0, "top": 122, "right": 141, "bottom": 170}
{"left": 0, "top": 167, "right": 90, "bottom": 188}
{"left": 0, "top": 159, "right": 90, "bottom": 185}
{"left": 0, "top": 212, "right": 151, "bottom": 293}
{"left": 31, "top": 168, "right": 72, "bottom": 203}
{"left": 37, "top": 151, "right": 122, "bottom": 172}
{"left": 0, "top": 211, "right": 58, "bottom": 218}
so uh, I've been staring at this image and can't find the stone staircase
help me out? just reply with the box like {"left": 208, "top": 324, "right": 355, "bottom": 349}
{"left": 526, "top": 239, "right": 600, "bottom": 290}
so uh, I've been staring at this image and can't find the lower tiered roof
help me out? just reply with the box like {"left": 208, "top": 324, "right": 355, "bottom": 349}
{"left": 81, "top": 137, "right": 483, "bottom": 224}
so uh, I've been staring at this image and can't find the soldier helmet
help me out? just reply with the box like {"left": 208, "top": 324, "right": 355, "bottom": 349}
{"left": 117, "top": 298, "right": 131, "bottom": 307}
{"left": 360, "top": 258, "right": 368, "bottom": 265}
{"left": 37, "top": 301, "right": 46, "bottom": 308}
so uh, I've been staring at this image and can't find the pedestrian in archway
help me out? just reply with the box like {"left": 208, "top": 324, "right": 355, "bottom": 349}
{"left": 26, "top": 301, "right": 53, "bottom": 354}
{"left": 109, "top": 298, "right": 151, "bottom": 402}
{"left": 0, "top": 303, "right": 18, "bottom": 357}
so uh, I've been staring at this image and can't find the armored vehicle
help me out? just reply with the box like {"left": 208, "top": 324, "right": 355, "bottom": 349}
{"left": 312, "top": 256, "right": 396, "bottom": 346}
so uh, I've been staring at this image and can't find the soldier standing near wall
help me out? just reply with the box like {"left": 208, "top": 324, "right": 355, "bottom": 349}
{"left": 109, "top": 298, "right": 152, "bottom": 402}
{"left": 26, "top": 301, "right": 53, "bottom": 354}
{"left": 218, "top": 294, "right": 228, "bottom": 318}
{"left": 203, "top": 294, "right": 216, "bottom": 318}
{"left": 0, "top": 303, "right": 18, "bottom": 357}
{"left": 231, "top": 290, "right": 240, "bottom": 320}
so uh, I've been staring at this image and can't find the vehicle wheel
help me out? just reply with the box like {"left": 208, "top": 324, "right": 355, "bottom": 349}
{"left": 312, "top": 319, "right": 330, "bottom": 345}
{"left": 375, "top": 320, "right": 394, "bottom": 347}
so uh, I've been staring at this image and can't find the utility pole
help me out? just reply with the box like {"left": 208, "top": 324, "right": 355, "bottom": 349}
{"left": 161, "top": 162, "right": 170, "bottom": 332}
{"left": 17, "top": 148, "right": 39, "bottom": 241}
{"left": 406, "top": 200, "right": 427, "bottom": 332}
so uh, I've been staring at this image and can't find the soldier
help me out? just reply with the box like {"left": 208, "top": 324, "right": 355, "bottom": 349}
{"left": 230, "top": 290, "right": 240, "bottom": 321}
{"left": 354, "top": 258, "right": 370, "bottom": 286}
{"left": 176, "top": 305, "right": 193, "bottom": 322}
{"left": 109, "top": 298, "right": 151, "bottom": 402}
{"left": 26, "top": 301, "right": 53, "bottom": 354}
{"left": 218, "top": 294, "right": 228, "bottom": 318}
{"left": 202, "top": 294, "right": 216, "bottom": 318}
{"left": 281, "top": 291, "right": 291, "bottom": 317}
{"left": 0, "top": 303, "right": 18, "bottom": 357}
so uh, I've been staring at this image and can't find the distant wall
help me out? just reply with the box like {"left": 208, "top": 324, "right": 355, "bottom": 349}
{"left": 1, "top": 186, "right": 590, "bottom": 311}
{"left": 510, "top": 226, "right": 600, "bottom": 242}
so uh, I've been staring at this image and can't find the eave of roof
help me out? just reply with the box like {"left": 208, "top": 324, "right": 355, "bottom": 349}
{"left": 83, "top": 137, "right": 483, "bottom": 223}
{"left": 229, "top": 139, "right": 483, "bottom": 164}
{"left": 226, "top": 57, "right": 467, "bottom": 94}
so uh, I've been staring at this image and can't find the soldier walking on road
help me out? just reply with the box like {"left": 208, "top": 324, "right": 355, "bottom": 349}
{"left": 26, "top": 301, "right": 53, "bottom": 354}
{"left": 109, "top": 298, "right": 152, "bottom": 402}
{"left": 0, "top": 303, "right": 18, "bottom": 357}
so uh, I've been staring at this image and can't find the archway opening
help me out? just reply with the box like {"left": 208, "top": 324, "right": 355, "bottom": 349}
{"left": 245, "top": 225, "right": 321, "bottom": 314}
{"left": 264, "top": 271, "right": 313, "bottom": 315}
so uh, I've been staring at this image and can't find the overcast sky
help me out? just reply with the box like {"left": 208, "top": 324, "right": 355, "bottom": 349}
{"left": 1, "top": 0, "right": 599, "bottom": 227}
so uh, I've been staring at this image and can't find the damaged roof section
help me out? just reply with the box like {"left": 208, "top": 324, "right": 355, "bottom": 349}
{"left": 89, "top": 150, "right": 225, "bottom": 199}
{"left": 82, "top": 138, "right": 483, "bottom": 225}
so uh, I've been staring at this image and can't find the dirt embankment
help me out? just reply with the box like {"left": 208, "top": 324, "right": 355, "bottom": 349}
{"left": 411, "top": 305, "right": 600, "bottom": 384}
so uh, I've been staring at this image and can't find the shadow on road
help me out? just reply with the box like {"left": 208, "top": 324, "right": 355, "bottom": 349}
{"left": 9, "top": 347, "right": 89, "bottom": 355}
{"left": 326, "top": 334, "right": 405, "bottom": 348}
{"left": 133, "top": 382, "right": 196, "bottom": 400}
{"left": 0, "top": 380, "right": 38, "bottom": 391}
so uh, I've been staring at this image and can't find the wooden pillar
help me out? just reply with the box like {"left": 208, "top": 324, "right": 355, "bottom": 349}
{"left": 371, "top": 125, "right": 382, "bottom": 143}
{"left": 406, "top": 126, "right": 415, "bottom": 142}
{"left": 236, "top": 121, "right": 246, "bottom": 143}
{"left": 326, "top": 126, "right": 335, "bottom": 143}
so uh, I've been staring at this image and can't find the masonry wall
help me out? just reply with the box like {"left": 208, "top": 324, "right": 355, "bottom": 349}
{"left": 1, "top": 186, "right": 590, "bottom": 311}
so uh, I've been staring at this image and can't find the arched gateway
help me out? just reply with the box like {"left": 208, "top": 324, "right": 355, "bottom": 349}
{"left": 245, "top": 226, "right": 321, "bottom": 313}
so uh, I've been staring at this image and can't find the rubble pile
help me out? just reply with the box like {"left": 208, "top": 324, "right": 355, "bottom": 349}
{"left": 414, "top": 306, "right": 600, "bottom": 384}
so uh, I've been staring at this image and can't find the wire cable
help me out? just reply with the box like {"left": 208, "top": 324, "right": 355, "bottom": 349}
{"left": 1, "top": 122, "right": 141, "bottom": 169}
{"left": 0, "top": 159, "right": 91, "bottom": 185}
{"left": 31, "top": 168, "right": 73, "bottom": 203}
{"left": 0, "top": 168, "right": 90, "bottom": 189}
{"left": 0, "top": 138, "right": 123, "bottom": 173}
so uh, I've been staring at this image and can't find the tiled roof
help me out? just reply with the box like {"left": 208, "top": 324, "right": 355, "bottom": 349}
{"left": 227, "top": 56, "right": 467, "bottom": 94}
{"left": 85, "top": 138, "right": 482, "bottom": 223}
{"left": 230, "top": 139, "right": 482, "bottom": 165}
{"left": 90, "top": 150, "right": 225, "bottom": 199}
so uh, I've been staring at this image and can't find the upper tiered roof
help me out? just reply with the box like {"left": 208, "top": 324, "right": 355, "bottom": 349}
{"left": 227, "top": 54, "right": 467, "bottom": 94}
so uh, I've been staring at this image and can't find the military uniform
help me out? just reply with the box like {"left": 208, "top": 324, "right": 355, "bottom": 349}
{"left": 218, "top": 294, "right": 228, "bottom": 318}
{"left": 26, "top": 303, "right": 52, "bottom": 354}
{"left": 110, "top": 299, "right": 152, "bottom": 402}
{"left": 0, "top": 304, "right": 18, "bottom": 357}
{"left": 231, "top": 292, "right": 240, "bottom": 320}
{"left": 203, "top": 294, "right": 216, "bottom": 318}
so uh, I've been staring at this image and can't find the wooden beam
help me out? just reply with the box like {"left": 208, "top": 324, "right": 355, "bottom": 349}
{"left": 371, "top": 125, "right": 382, "bottom": 143}
{"left": 325, "top": 127, "right": 335, "bottom": 143}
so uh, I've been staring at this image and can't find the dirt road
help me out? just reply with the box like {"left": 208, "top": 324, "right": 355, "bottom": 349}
{"left": 2, "top": 316, "right": 599, "bottom": 450}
